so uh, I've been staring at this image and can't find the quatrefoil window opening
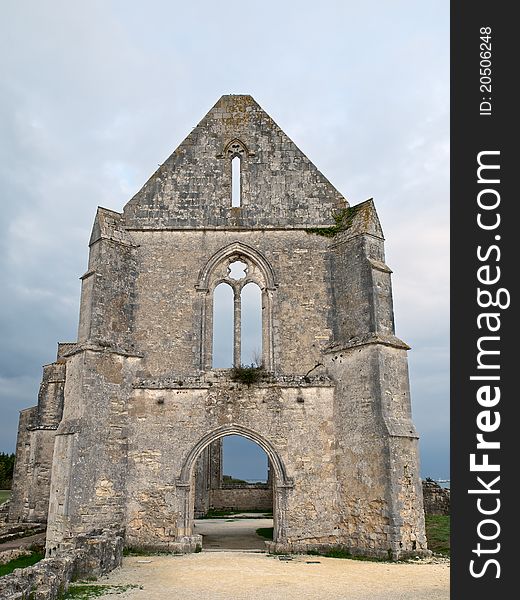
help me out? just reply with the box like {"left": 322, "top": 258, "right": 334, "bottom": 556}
{"left": 227, "top": 260, "right": 248, "bottom": 280}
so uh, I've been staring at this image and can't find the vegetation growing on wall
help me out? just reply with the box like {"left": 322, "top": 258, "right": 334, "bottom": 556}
{"left": 231, "top": 364, "right": 267, "bottom": 386}
{"left": 305, "top": 206, "right": 363, "bottom": 238}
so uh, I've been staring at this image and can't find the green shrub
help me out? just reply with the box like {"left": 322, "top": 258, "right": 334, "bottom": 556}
{"left": 231, "top": 365, "right": 267, "bottom": 386}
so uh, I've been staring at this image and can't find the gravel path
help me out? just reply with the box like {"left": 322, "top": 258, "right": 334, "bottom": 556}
{"left": 89, "top": 552, "right": 450, "bottom": 600}
{"left": 194, "top": 517, "right": 272, "bottom": 550}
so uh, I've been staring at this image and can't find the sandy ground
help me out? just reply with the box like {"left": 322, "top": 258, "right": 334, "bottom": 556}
{"left": 0, "top": 517, "right": 449, "bottom": 599}
{"left": 85, "top": 519, "right": 449, "bottom": 600}
{"left": 90, "top": 552, "right": 450, "bottom": 600}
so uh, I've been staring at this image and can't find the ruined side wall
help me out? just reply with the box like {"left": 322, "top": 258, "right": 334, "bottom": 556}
{"left": 9, "top": 362, "right": 66, "bottom": 524}
{"left": 194, "top": 441, "right": 222, "bottom": 517}
{"left": 129, "top": 230, "right": 333, "bottom": 377}
{"left": 0, "top": 528, "right": 124, "bottom": 600}
{"left": 46, "top": 349, "right": 141, "bottom": 551}
{"left": 210, "top": 487, "right": 272, "bottom": 512}
{"left": 193, "top": 448, "right": 210, "bottom": 517}
{"left": 422, "top": 481, "right": 450, "bottom": 515}
{"left": 125, "top": 384, "right": 337, "bottom": 550}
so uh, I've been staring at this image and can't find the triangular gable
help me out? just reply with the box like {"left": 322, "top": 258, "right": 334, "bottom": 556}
{"left": 123, "top": 95, "right": 347, "bottom": 229}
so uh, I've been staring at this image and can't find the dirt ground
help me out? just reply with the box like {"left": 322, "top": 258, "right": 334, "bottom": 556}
{"left": 0, "top": 532, "right": 45, "bottom": 552}
{"left": 91, "top": 552, "right": 450, "bottom": 600}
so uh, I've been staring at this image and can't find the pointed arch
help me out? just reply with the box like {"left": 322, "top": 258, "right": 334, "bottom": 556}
{"left": 196, "top": 243, "right": 277, "bottom": 371}
{"left": 177, "top": 424, "right": 293, "bottom": 487}
{"left": 174, "top": 424, "right": 293, "bottom": 547}
{"left": 196, "top": 242, "right": 277, "bottom": 292}
{"left": 223, "top": 138, "right": 250, "bottom": 158}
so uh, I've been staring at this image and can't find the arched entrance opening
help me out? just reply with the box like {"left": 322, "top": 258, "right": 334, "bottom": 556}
{"left": 175, "top": 425, "right": 293, "bottom": 551}
{"left": 194, "top": 435, "right": 273, "bottom": 550}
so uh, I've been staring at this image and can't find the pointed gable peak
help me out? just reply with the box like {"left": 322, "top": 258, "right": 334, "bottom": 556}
{"left": 123, "top": 95, "right": 347, "bottom": 229}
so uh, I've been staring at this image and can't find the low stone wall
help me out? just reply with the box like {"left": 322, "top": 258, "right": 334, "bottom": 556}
{"left": 0, "top": 528, "right": 123, "bottom": 600}
{"left": 422, "top": 480, "right": 450, "bottom": 515}
{"left": 210, "top": 485, "right": 272, "bottom": 512}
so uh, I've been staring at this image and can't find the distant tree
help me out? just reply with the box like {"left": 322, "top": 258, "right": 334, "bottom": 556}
{"left": 0, "top": 453, "right": 16, "bottom": 489}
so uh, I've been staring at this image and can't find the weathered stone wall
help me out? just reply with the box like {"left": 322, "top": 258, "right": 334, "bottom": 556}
{"left": 128, "top": 229, "right": 332, "bottom": 377}
{"left": 78, "top": 208, "right": 138, "bottom": 351}
{"left": 422, "top": 480, "right": 450, "bottom": 515}
{"left": 194, "top": 441, "right": 222, "bottom": 517}
{"left": 0, "top": 528, "right": 123, "bottom": 600}
{"left": 125, "top": 381, "right": 337, "bottom": 551}
{"left": 210, "top": 486, "right": 272, "bottom": 512}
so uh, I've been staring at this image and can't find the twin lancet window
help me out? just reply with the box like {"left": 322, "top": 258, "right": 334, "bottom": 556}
{"left": 212, "top": 260, "right": 262, "bottom": 368}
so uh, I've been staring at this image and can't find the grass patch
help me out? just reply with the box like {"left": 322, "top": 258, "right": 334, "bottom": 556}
{"left": 425, "top": 514, "right": 450, "bottom": 556}
{"left": 306, "top": 204, "right": 371, "bottom": 238}
{"left": 256, "top": 527, "right": 274, "bottom": 540}
{"left": 0, "top": 490, "right": 11, "bottom": 504}
{"left": 0, "top": 551, "right": 44, "bottom": 577}
{"left": 263, "top": 515, "right": 450, "bottom": 561}
{"left": 61, "top": 584, "right": 140, "bottom": 599}
{"left": 200, "top": 509, "right": 272, "bottom": 519}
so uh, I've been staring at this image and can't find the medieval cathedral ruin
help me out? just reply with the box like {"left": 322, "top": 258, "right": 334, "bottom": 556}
{"left": 9, "top": 95, "right": 428, "bottom": 559}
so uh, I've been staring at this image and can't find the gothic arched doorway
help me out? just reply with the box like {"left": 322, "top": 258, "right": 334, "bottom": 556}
{"left": 175, "top": 424, "right": 293, "bottom": 550}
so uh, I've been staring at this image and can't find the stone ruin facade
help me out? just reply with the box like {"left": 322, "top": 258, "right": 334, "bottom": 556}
{"left": 8, "top": 95, "right": 428, "bottom": 559}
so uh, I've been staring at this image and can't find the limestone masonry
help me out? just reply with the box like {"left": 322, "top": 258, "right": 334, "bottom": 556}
{"left": 9, "top": 95, "right": 428, "bottom": 559}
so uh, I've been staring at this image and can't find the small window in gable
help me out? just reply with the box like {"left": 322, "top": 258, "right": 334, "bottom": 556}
{"left": 231, "top": 156, "right": 241, "bottom": 207}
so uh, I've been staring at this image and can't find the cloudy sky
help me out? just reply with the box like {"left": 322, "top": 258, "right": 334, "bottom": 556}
{"left": 0, "top": 1, "right": 449, "bottom": 479}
